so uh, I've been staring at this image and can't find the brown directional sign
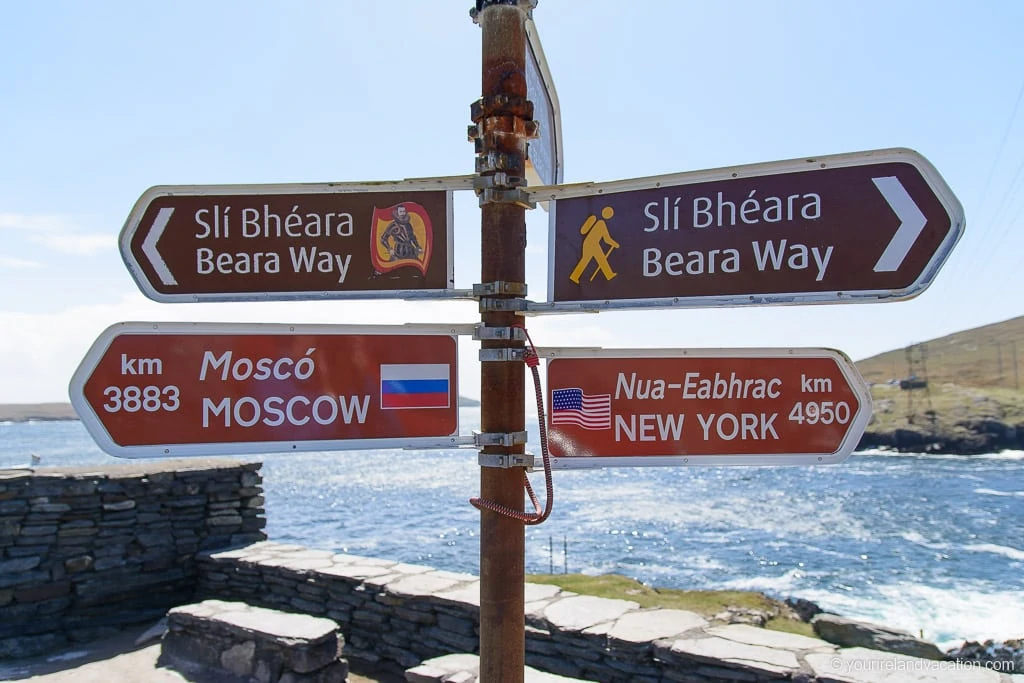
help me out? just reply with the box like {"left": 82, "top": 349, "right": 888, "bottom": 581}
{"left": 69, "top": 322, "right": 471, "bottom": 458}
{"left": 543, "top": 347, "right": 871, "bottom": 468}
{"left": 120, "top": 180, "right": 467, "bottom": 303}
{"left": 543, "top": 148, "right": 964, "bottom": 310}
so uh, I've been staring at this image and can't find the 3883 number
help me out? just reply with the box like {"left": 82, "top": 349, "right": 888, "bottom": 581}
{"left": 103, "top": 385, "right": 180, "bottom": 413}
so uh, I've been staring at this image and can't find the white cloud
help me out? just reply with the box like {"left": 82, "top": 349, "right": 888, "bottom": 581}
{"left": 0, "top": 294, "right": 483, "bottom": 404}
{"left": 34, "top": 233, "right": 114, "bottom": 255}
{"left": 0, "top": 276, "right": 952, "bottom": 405}
{"left": 0, "top": 256, "right": 40, "bottom": 269}
{"left": 0, "top": 212, "right": 114, "bottom": 256}
{"left": 0, "top": 213, "right": 76, "bottom": 232}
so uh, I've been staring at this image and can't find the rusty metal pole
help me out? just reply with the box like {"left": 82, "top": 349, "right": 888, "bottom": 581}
{"left": 471, "top": 1, "right": 532, "bottom": 680}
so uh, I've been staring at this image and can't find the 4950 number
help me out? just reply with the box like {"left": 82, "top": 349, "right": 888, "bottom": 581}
{"left": 788, "top": 401, "right": 851, "bottom": 425}
{"left": 103, "top": 385, "right": 180, "bottom": 413}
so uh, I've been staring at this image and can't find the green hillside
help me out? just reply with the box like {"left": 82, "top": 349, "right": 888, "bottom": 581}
{"left": 856, "top": 314, "right": 1024, "bottom": 388}
{"left": 853, "top": 315, "right": 1024, "bottom": 452}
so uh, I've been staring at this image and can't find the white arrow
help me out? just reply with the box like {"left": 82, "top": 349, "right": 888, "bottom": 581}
{"left": 142, "top": 207, "right": 177, "bottom": 286}
{"left": 872, "top": 176, "right": 926, "bottom": 272}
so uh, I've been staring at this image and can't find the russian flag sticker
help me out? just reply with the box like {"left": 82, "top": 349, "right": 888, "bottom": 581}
{"left": 380, "top": 364, "right": 451, "bottom": 410}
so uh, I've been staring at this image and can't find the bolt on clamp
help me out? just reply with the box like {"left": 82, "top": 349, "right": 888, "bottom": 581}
{"left": 474, "top": 430, "right": 529, "bottom": 447}
{"left": 473, "top": 325, "right": 527, "bottom": 341}
{"left": 478, "top": 348, "right": 527, "bottom": 362}
{"left": 478, "top": 453, "right": 535, "bottom": 469}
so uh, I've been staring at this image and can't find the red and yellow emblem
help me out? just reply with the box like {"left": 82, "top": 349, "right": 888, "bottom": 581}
{"left": 370, "top": 202, "right": 433, "bottom": 275}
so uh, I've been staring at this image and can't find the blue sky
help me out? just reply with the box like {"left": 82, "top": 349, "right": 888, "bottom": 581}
{"left": 2, "top": 0, "right": 1023, "bottom": 403}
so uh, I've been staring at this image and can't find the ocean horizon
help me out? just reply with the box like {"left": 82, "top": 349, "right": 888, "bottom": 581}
{"left": 2, "top": 407, "right": 1022, "bottom": 651}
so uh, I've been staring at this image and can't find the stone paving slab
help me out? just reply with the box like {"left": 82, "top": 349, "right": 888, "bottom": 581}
{"left": 538, "top": 594, "right": 639, "bottom": 633}
{"left": 664, "top": 634, "right": 799, "bottom": 677}
{"left": 386, "top": 574, "right": 463, "bottom": 598}
{"left": 266, "top": 556, "right": 337, "bottom": 571}
{"left": 524, "top": 583, "right": 562, "bottom": 603}
{"left": 390, "top": 563, "right": 434, "bottom": 575}
{"left": 320, "top": 563, "right": 397, "bottom": 579}
{"left": 163, "top": 599, "right": 346, "bottom": 681}
{"left": 432, "top": 582, "right": 482, "bottom": 608}
{"left": 168, "top": 599, "right": 339, "bottom": 645}
{"left": 332, "top": 554, "right": 396, "bottom": 567}
{"left": 584, "top": 608, "right": 707, "bottom": 643}
{"left": 405, "top": 653, "right": 596, "bottom": 682}
{"left": 806, "top": 647, "right": 1005, "bottom": 682}
{"left": 708, "top": 623, "right": 834, "bottom": 651}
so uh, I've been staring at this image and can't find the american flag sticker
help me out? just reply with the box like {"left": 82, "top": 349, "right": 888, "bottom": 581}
{"left": 551, "top": 387, "right": 611, "bottom": 430}
{"left": 380, "top": 364, "right": 451, "bottom": 410}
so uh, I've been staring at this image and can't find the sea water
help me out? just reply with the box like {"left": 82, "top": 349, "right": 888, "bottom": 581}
{"left": 2, "top": 409, "right": 1022, "bottom": 650}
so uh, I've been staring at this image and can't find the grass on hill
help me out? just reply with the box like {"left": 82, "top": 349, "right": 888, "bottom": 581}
{"left": 854, "top": 314, "right": 1024, "bottom": 433}
{"left": 526, "top": 573, "right": 815, "bottom": 638}
{"left": 867, "top": 382, "right": 1024, "bottom": 433}
{"left": 856, "top": 315, "right": 1024, "bottom": 389}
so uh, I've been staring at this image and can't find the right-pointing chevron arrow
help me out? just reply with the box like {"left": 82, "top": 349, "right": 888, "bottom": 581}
{"left": 872, "top": 176, "right": 927, "bottom": 272}
{"left": 142, "top": 207, "right": 177, "bottom": 286}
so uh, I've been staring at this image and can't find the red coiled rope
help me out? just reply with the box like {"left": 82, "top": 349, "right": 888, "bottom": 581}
{"left": 470, "top": 324, "right": 553, "bottom": 525}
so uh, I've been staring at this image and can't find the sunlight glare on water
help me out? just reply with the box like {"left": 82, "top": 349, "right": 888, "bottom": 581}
{"left": 2, "top": 411, "right": 1022, "bottom": 646}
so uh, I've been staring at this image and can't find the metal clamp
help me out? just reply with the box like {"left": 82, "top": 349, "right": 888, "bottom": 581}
{"left": 472, "top": 174, "right": 498, "bottom": 191}
{"left": 473, "top": 324, "right": 527, "bottom": 341}
{"left": 470, "top": 96, "right": 534, "bottom": 122}
{"left": 479, "top": 296, "right": 529, "bottom": 313}
{"left": 475, "top": 151, "right": 525, "bottom": 175}
{"left": 480, "top": 187, "right": 534, "bottom": 208}
{"left": 479, "top": 348, "right": 526, "bottom": 362}
{"left": 474, "top": 430, "right": 529, "bottom": 447}
{"left": 478, "top": 453, "right": 535, "bottom": 469}
{"left": 468, "top": 174, "right": 524, "bottom": 192}
{"left": 473, "top": 281, "right": 528, "bottom": 297}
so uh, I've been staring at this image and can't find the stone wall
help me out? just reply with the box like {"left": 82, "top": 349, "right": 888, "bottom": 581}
{"left": 197, "top": 542, "right": 847, "bottom": 683}
{"left": 0, "top": 459, "right": 266, "bottom": 659}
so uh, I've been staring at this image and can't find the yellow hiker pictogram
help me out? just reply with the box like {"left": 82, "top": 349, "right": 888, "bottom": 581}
{"left": 569, "top": 206, "right": 620, "bottom": 284}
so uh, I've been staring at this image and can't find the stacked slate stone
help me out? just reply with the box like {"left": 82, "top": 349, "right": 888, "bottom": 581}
{"left": 198, "top": 543, "right": 1014, "bottom": 682}
{"left": 160, "top": 599, "right": 348, "bottom": 683}
{"left": 197, "top": 545, "right": 483, "bottom": 676}
{"left": 196, "top": 543, "right": 847, "bottom": 683}
{"left": 0, "top": 459, "right": 266, "bottom": 659}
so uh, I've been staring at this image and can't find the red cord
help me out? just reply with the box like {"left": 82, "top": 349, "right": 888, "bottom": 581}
{"left": 470, "top": 324, "right": 554, "bottom": 525}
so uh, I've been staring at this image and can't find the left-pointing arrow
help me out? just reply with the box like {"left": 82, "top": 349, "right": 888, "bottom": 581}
{"left": 142, "top": 207, "right": 177, "bottom": 286}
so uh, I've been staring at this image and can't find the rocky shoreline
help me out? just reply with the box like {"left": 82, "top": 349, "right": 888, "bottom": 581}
{"left": 858, "top": 417, "right": 1024, "bottom": 455}
{"left": 731, "top": 595, "right": 1022, "bottom": 673}
{"left": 783, "top": 598, "right": 1022, "bottom": 673}
{"left": 948, "top": 639, "right": 1024, "bottom": 675}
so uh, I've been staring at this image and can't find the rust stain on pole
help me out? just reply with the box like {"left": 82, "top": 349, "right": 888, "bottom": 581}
{"left": 477, "top": 3, "right": 528, "bottom": 681}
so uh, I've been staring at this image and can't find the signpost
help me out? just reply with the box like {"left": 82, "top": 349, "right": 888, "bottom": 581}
{"left": 69, "top": 322, "right": 471, "bottom": 458}
{"left": 64, "top": 4, "right": 968, "bottom": 680}
{"left": 543, "top": 347, "right": 871, "bottom": 468}
{"left": 119, "top": 179, "right": 470, "bottom": 303}
{"left": 539, "top": 148, "right": 964, "bottom": 310}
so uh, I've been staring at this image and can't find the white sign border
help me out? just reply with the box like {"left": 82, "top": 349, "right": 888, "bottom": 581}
{"left": 537, "top": 147, "right": 965, "bottom": 311}
{"left": 537, "top": 346, "right": 873, "bottom": 469}
{"left": 119, "top": 177, "right": 472, "bottom": 304}
{"left": 524, "top": 17, "right": 563, "bottom": 189}
{"left": 69, "top": 321, "right": 477, "bottom": 459}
